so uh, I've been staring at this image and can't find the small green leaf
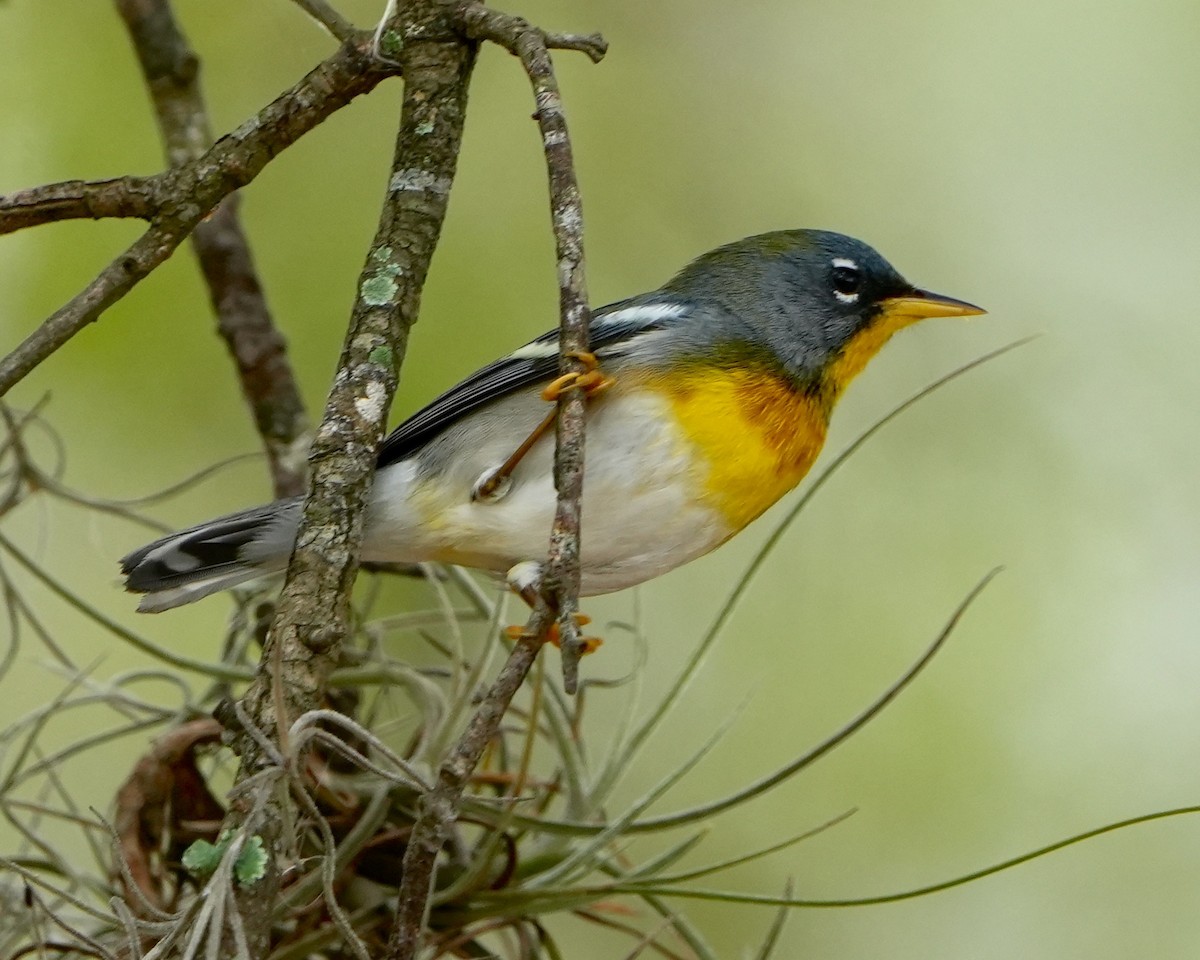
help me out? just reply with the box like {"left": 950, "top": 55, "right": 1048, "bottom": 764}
{"left": 234, "top": 835, "right": 268, "bottom": 886}
{"left": 181, "top": 838, "right": 223, "bottom": 878}
{"left": 181, "top": 831, "right": 266, "bottom": 885}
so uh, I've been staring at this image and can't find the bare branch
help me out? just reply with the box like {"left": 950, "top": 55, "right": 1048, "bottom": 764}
{"left": 460, "top": 0, "right": 603, "bottom": 690}
{"left": 196, "top": 197, "right": 311, "bottom": 495}
{"left": 116, "top": 0, "right": 310, "bottom": 497}
{"left": 0, "top": 31, "right": 398, "bottom": 399}
{"left": 460, "top": 2, "right": 607, "bottom": 63}
{"left": 387, "top": 6, "right": 605, "bottom": 957}
{"left": 385, "top": 626, "right": 550, "bottom": 960}
{"left": 0, "top": 177, "right": 161, "bottom": 236}
{"left": 540, "top": 30, "right": 608, "bottom": 62}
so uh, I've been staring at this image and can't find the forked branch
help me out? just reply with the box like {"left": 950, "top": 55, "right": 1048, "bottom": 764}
{"left": 0, "top": 30, "right": 397, "bottom": 397}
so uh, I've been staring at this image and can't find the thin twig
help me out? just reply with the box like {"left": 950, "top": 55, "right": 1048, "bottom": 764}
{"left": 541, "top": 31, "right": 608, "bottom": 62}
{"left": 115, "top": 0, "right": 310, "bottom": 497}
{"left": 459, "top": 0, "right": 604, "bottom": 691}
{"left": 0, "top": 223, "right": 189, "bottom": 400}
{"left": 386, "top": 7, "right": 605, "bottom": 957}
{"left": 290, "top": 0, "right": 358, "bottom": 42}
{"left": 385, "top": 627, "right": 550, "bottom": 960}
{"left": 0, "top": 30, "right": 398, "bottom": 398}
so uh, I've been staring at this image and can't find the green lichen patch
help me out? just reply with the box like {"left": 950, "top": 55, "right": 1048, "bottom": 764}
{"left": 378, "top": 29, "right": 403, "bottom": 60}
{"left": 368, "top": 345, "right": 394, "bottom": 367}
{"left": 360, "top": 274, "right": 399, "bottom": 306}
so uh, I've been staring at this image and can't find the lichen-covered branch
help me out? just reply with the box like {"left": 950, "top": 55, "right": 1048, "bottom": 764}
{"left": 0, "top": 30, "right": 397, "bottom": 399}
{"left": 234, "top": 5, "right": 475, "bottom": 772}
{"left": 116, "top": 0, "right": 310, "bottom": 497}
{"left": 219, "top": 2, "right": 478, "bottom": 950}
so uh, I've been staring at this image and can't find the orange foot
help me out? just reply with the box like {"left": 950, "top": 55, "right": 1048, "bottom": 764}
{"left": 540, "top": 350, "right": 616, "bottom": 402}
{"left": 504, "top": 613, "right": 603, "bottom": 654}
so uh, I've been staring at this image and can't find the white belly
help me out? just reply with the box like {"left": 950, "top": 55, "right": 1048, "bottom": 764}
{"left": 362, "top": 387, "right": 731, "bottom": 595}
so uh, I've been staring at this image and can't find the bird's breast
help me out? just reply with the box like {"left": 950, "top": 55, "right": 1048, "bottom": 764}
{"left": 633, "top": 363, "right": 829, "bottom": 530}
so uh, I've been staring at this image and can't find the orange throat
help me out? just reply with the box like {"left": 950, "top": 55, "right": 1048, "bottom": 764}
{"left": 645, "top": 306, "right": 928, "bottom": 532}
{"left": 824, "top": 303, "right": 928, "bottom": 397}
{"left": 652, "top": 366, "right": 830, "bottom": 531}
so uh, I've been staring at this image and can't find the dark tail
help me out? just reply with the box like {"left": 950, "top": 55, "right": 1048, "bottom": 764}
{"left": 120, "top": 500, "right": 300, "bottom": 612}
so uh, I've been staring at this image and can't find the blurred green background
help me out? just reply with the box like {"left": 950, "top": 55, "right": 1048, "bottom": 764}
{"left": 4, "top": 0, "right": 1200, "bottom": 956}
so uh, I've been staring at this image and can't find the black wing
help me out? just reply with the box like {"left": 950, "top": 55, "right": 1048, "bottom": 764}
{"left": 376, "top": 298, "right": 685, "bottom": 468}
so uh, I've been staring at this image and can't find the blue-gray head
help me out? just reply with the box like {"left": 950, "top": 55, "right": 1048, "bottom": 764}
{"left": 662, "top": 229, "right": 983, "bottom": 389}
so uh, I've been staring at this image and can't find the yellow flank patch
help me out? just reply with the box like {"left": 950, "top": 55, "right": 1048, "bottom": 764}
{"left": 649, "top": 366, "right": 830, "bottom": 530}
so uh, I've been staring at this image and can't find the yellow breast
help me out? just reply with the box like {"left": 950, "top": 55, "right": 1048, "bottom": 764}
{"left": 643, "top": 365, "right": 829, "bottom": 531}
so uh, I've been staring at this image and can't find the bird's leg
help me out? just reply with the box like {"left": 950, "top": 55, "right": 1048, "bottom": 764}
{"left": 472, "top": 408, "right": 556, "bottom": 502}
{"left": 505, "top": 560, "right": 545, "bottom": 608}
{"left": 502, "top": 561, "right": 602, "bottom": 654}
{"left": 472, "top": 350, "right": 615, "bottom": 503}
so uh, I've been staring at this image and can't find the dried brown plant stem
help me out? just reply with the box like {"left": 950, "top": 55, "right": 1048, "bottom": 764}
{"left": 115, "top": 0, "right": 310, "bottom": 497}
{"left": 387, "top": 7, "right": 604, "bottom": 957}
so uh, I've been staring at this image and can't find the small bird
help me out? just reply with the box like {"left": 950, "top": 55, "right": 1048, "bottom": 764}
{"left": 122, "top": 229, "right": 983, "bottom": 613}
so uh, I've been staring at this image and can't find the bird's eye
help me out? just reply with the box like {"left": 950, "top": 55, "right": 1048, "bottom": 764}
{"left": 830, "top": 261, "right": 863, "bottom": 301}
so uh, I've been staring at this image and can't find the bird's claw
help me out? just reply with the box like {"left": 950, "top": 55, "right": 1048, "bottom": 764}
{"left": 541, "top": 351, "right": 616, "bottom": 402}
{"left": 503, "top": 612, "right": 601, "bottom": 654}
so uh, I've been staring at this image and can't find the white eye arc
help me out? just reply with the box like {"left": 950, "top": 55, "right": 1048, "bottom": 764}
{"left": 830, "top": 257, "right": 862, "bottom": 304}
